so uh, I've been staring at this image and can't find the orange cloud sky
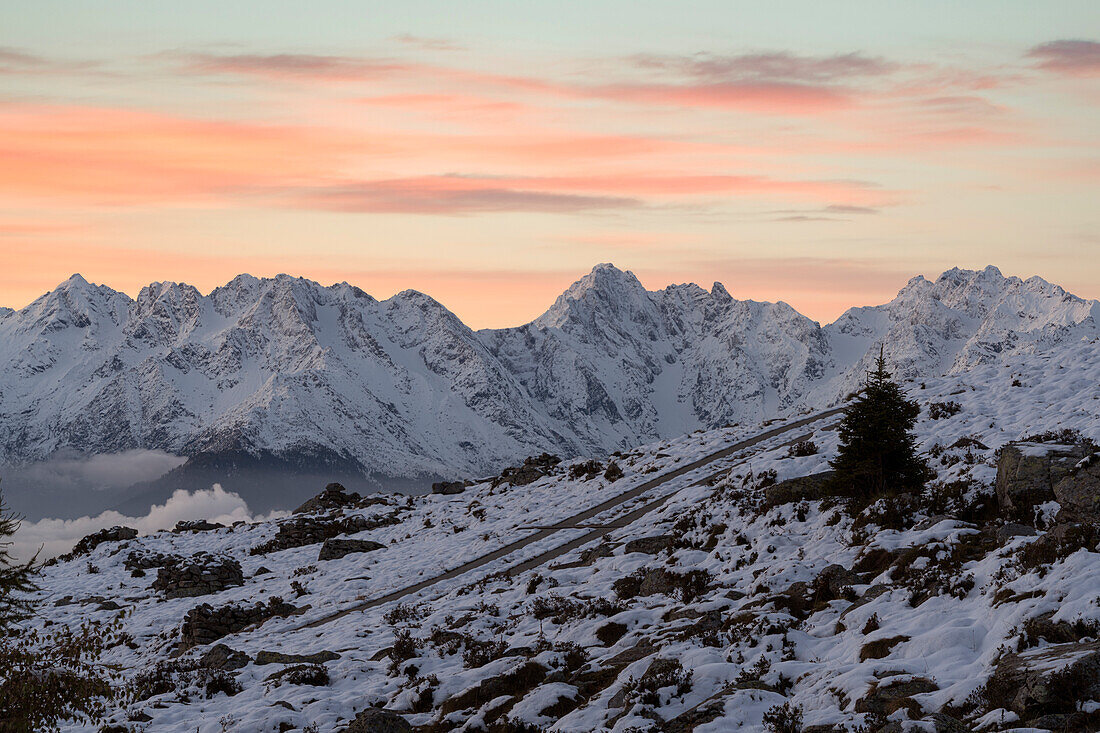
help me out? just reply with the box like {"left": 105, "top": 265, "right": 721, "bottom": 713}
{"left": 0, "top": 37, "right": 1096, "bottom": 326}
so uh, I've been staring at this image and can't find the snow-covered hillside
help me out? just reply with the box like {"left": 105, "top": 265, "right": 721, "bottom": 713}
{"left": 22, "top": 346, "right": 1100, "bottom": 732}
{"left": 1, "top": 265, "right": 1096, "bottom": 512}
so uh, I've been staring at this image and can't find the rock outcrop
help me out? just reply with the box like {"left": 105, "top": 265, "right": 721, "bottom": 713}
{"left": 251, "top": 512, "right": 400, "bottom": 555}
{"left": 64, "top": 526, "right": 138, "bottom": 558}
{"left": 318, "top": 538, "right": 385, "bottom": 561}
{"left": 1053, "top": 452, "right": 1100, "bottom": 523}
{"left": 995, "top": 442, "right": 1091, "bottom": 522}
{"left": 986, "top": 640, "right": 1100, "bottom": 727}
{"left": 294, "top": 483, "right": 365, "bottom": 514}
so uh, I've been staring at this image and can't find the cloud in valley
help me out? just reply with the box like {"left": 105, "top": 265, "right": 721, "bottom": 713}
{"left": 11, "top": 484, "right": 285, "bottom": 562}
{"left": 11, "top": 448, "right": 187, "bottom": 490}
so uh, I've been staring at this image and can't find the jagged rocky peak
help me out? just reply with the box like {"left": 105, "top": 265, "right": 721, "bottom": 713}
{"left": 17, "top": 273, "right": 130, "bottom": 333}
{"left": 536, "top": 263, "right": 656, "bottom": 329}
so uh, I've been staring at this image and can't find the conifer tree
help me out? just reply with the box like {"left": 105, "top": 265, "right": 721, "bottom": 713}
{"left": 0, "top": 483, "right": 37, "bottom": 629}
{"left": 829, "top": 347, "right": 932, "bottom": 499}
{"left": 0, "top": 482, "right": 119, "bottom": 729}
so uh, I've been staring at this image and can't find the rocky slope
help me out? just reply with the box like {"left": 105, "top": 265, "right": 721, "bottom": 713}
{"left": 1, "top": 265, "right": 1096, "bottom": 514}
{"left": 22, "top": 352, "right": 1100, "bottom": 732}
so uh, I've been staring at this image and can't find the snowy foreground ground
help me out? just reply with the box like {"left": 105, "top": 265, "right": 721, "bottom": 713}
{"left": 25, "top": 343, "right": 1100, "bottom": 732}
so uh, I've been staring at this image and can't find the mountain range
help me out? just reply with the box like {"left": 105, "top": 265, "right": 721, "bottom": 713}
{"left": 1, "top": 264, "right": 1096, "bottom": 516}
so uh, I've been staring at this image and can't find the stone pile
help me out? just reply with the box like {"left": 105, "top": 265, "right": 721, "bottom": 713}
{"left": 250, "top": 512, "right": 400, "bottom": 556}
{"left": 63, "top": 526, "right": 138, "bottom": 558}
{"left": 124, "top": 550, "right": 180, "bottom": 572}
{"left": 294, "top": 482, "right": 386, "bottom": 514}
{"left": 180, "top": 597, "right": 302, "bottom": 649}
{"left": 493, "top": 453, "right": 561, "bottom": 488}
{"left": 152, "top": 554, "right": 244, "bottom": 599}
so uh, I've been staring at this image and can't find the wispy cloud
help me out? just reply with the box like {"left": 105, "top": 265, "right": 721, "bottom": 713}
{"left": 1027, "top": 39, "right": 1100, "bottom": 76}
{"left": 631, "top": 50, "right": 896, "bottom": 83}
{"left": 286, "top": 172, "right": 889, "bottom": 214}
{"left": 180, "top": 52, "right": 408, "bottom": 80}
{"left": 0, "top": 46, "right": 98, "bottom": 75}
{"left": 288, "top": 178, "right": 640, "bottom": 214}
{"left": 391, "top": 34, "right": 463, "bottom": 52}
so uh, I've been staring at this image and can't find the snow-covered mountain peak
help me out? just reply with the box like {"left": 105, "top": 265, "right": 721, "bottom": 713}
{"left": 535, "top": 263, "right": 654, "bottom": 330}
{"left": 1, "top": 264, "right": 1097, "bottom": 515}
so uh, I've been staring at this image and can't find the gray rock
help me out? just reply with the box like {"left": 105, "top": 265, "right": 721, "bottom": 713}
{"left": 342, "top": 708, "right": 412, "bottom": 733}
{"left": 764, "top": 471, "right": 835, "bottom": 507}
{"left": 814, "top": 563, "right": 856, "bottom": 600}
{"left": 173, "top": 519, "right": 225, "bottom": 533}
{"left": 995, "top": 442, "right": 1090, "bottom": 522}
{"left": 65, "top": 525, "right": 138, "bottom": 558}
{"left": 294, "top": 483, "right": 363, "bottom": 514}
{"left": 200, "top": 643, "right": 250, "bottom": 671}
{"left": 254, "top": 650, "right": 339, "bottom": 666}
{"left": 431, "top": 481, "right": 466, "bottom": 495}
{"left": 623, "top": 535, "right": 673, "bottom": 555}
{"left": 638, "top": 568, "right": 678, "bottom": 596}
{"left": 1053, "top": 453, "right": 1100, "bottom": 522}
{"left": 985, "top": 639, "right": 1100, "bottom": 720}
{"left": 318, "top": 538, "right": 385, "bottom": 561}
{"left": 996, "top": 522, "right": 1037, "bottom": 544}
{"left": 854, "top": 676, "right": 937, "bottom": 715}
{"left": 838, "top": 584, "right": 891, "bottom": 620}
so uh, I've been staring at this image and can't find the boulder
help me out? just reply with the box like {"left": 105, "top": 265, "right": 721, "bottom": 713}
{"left": 1053, "top": 452, "right": 1100, "bottom": 523}
{"left": 638, "top": 568, "right": 678, "bottom": 597}
{"left": 439, "top": 661, "right": 547, "bottom": 715}
{"left": 431, "top": 481, "right": 467, "bottom": 495}
{"left": 764, "top": 471, "right": 835, "bottom": 507}
{"left": 180, "top": 597, "right": 302, "bottom": 649}
{"left": 200, "top": 644, "right": 250, "bottom": 671}
{"left": 318, "top": 538, "right": 385, "bottom": 561}
{"left": 603, "top": 461, "right": 624, "bottom": 482}
{"left": 813, "top": 564, "right": 856, "bottom": 602}
{"left": 854, "top": 676, "right": 937, "bottom": 716}
{"left": 342, "top": 708, "right": 412, "bottom": 733}
{"left": 858, "top": 635, "right": 909, "bottom": 661}
{"left": 623, "top": 535, "right": 673, "bottom": 555}
{"left": 996, "top": 522, "right": 1037, "bottom": 544}
{"left": 252, "top": 513, "right": 400, "bottom": 555}
{"left": 255, "top": 650, "right": 339, "bottom": 666}
{"left": 985, "top": 639, "right": 1100, "bottom": 722}
{"left": 995, "top": 442, "right": 1091, "bottom": 522}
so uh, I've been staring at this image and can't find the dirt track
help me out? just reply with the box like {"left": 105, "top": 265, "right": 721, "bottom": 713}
{"left": 298, "top": 406, "right": 845, "bottom": 630}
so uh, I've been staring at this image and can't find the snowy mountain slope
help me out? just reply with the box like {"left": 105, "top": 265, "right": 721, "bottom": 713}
{"left": 821, "top": 265, "right": 1100, "bottom": 401}
{"left": 23, "top": 351, "right": 1100, "bottom": 732}
{"left": 479, "top": 264, "right": 832, "bottom": 452}
{"left": 0, "top": 275, "right": 563, "bottom": 483}
{"left": 1, "top": 265, "right": 1097, "bottom": 514}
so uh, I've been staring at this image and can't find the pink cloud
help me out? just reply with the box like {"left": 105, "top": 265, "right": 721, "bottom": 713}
{"left": 0, "top": 102, "right": 357, "bottom": 205}
{"left": 1028, "top": 40, "right": 1100, "bottom": 76}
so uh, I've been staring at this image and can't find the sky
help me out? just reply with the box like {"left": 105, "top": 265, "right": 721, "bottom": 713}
{"left": 1, "top": 1, "right": 1098, "bottom": 327}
